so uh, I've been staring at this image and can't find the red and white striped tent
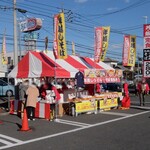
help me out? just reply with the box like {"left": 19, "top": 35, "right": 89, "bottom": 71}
{"left": 8, "top": 50, "right": 114, "bottom": 78}
{"left": 8, "top": 51, "right": 70, "bottom": 78}
{"left": 44, "top": 51, "right": 114, "bottom": 77}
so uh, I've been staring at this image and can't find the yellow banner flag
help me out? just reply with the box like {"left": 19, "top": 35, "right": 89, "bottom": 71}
{"left": 1, "top": 31, "right": 8, "bottom": 65}
{"left": 57, "top": 12, "right": 67, "bottom": 59}
{"left": 128, "top": 36, "right": 136, "bottom": 66}
{"left": 100, "top": 26, "right": 110, "bottom": 61}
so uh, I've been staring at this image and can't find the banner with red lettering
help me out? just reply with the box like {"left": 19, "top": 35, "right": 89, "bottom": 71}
{"left": 144, "top": 24, "right": 150, "bottom": 49}
{"left": 122, "top": 35, "right": 136, "bottom": 67}
{"left": 84, "top": 69, "right": 122, "bottom": 84}
{"left": 143, "top": 24, "right": 150, "bottom": 78}
{"left": 53, "top": 14, "right": 59, "bottom": 59}
{"left": 94, "top": 27, "right": 110, "bottom": 62}
{"left": 94, "top": 27, "right": 103, "bottom": 63}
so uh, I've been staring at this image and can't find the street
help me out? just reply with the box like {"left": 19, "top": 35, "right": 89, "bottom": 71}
{"left": 0, "top": 95, "right": 150, "bottom": 150}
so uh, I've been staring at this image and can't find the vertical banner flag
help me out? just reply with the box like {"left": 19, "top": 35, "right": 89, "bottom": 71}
{"left": 53, "top": 12, "right": 67, "bottom": 59}
{"left": 72, "top": 41, "right": 75, "bottom": 55}
{"left": 53, "top": 14, "right": 59, "bottom": 59}
{"left": 143, "top": 24, "right": 150, "bottom": 49}
{"left": 94, "top": 26, "right": 110, "bottom": 62}
{"left": 143, "top": 24, "right": 150, "bottom": 78}
{"left": 100, "top": 26, "right": 110, "bottom": 61}
{"left": 94, "top": 27, "right": 103, "bottom": 63}
{"left": 122, "top": 35, "right": 136, "bottom": 67}
{"left": 1, "top": 31, "right": 8, "bottom": 65}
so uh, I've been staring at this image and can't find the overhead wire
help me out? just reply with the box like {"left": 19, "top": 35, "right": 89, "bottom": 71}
{"left": 0, "top": 0, "right": 145, "bottom": 59}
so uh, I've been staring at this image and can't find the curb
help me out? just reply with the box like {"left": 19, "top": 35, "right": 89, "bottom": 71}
{"left": 130, "top": 105, "right": 150, "bottom": 110}
{"left": 0, "top": 112, "right": 9, "bottom": 116}
{"left": 0, "top": 108, "right": 10, "bottom": 116}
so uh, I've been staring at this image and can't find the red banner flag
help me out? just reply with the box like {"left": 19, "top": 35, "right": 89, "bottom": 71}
{"left": 94, "top": 27, "right": 103, "bottom": 63}
{"left": 53, "top": 14, "right": 59, "bottom": 59}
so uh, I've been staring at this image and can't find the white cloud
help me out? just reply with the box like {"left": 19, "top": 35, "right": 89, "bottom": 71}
{"left": 111, "top": 44, "right": 123, "bottom": 49}
{"left": 75, "top": 0, "right": 88, "bottom": 3}
{"left": 124, "top": 0, "right": 130, "bottom": 3}
{"left": 107, "top": 7, "right": 118, "bottom": 11}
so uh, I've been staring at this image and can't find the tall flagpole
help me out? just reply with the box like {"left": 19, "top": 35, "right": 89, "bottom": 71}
{"left": 53, "top": 14, "right": 58, "bottom": 122}
{"left": 13, "top": 0, "right": 18, "bottom": 67}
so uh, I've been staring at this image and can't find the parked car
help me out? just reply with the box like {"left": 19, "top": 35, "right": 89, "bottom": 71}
{"left": 128, "top": 84, "right": 136, "bottom": 94}
{"left": 0, "top": 79, "right": 14, "bottom": 96}
{"left": 106, "top": 83, "right": 122, "bottom": 92}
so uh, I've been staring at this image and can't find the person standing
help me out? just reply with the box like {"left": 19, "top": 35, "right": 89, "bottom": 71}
{"left": 122, "top": 81, "right": 130, "bottom": 108}
{"left": 123, "top": 81, "right": 129, "bottom": 97}
{"left": 141, "top": 80, "right": 149, "bottom": 106}
{"left": 26, "top": 82, "right": 39, "bottom": 121}
{"left": 136, "top": 81, "right": 142, "bottom": 106}
{"left": 19, "top": 80, "right": 29, "bottom": 118}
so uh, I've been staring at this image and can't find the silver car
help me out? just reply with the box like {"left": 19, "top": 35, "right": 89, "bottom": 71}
{"left": 0, "top": 79, "right": 14, "bottom": 96}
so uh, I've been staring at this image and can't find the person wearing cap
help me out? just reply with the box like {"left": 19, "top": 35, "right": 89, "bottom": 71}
{"left": 141, "top": 80, "right": 149, "bottom": 106}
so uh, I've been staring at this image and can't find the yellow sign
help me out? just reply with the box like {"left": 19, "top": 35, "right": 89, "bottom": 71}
{"left": 75, "top": 100, "right": 97, "bottom": 113}
{"left": 57, "top": 12, "right": 67, "bottom": 59}
{"left": 1, "top": 32, "right": 8, "bottom": 65}
{"left": 100, "top": 26, "right": 110, "bottom": 61}
{"left": 128, "top": 36, "right": 136, "bottom": 66}
{"left": 99, "top": 98, "right": 118, "bottom": 109}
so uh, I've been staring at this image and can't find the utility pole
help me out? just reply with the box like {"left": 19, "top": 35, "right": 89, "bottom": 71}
{"left": 143, "top": 16, "right": 148, "bottom": 24}
{"left": 13, "top": 0, "right": 18, "bottom": 67}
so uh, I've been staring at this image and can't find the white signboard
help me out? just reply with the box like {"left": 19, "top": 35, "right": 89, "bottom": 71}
{"left": 143, "top": 61, "right": 150, "bottom": 78}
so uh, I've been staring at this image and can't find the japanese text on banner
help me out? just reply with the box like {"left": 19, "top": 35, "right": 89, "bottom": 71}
{"left": 53, "top": 14, "right": 59, "bottom": 59}
{"left": 123, "top": 35, "right": 130, "bottom": 66}
{"left": 100, "top": 26, "right": 110, "bottom": 61}
{"left": 128, "top": 36, "right": 136, "bottom": 66}
{"left": 1, "top": 31, "right": 8, "bottom": 65}
{"left": 57, "top": 13, "right": 67, "bottom": 59}
{"left": 122, "top": 35, "right": 136, "bottom": 67}
{"left": 94, "top": 27, "right": 103, "bottom": 63}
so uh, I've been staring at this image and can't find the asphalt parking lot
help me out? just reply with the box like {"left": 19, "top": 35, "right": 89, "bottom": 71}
{"left": 0, "top": 95, "right": 150, "bottom": 150}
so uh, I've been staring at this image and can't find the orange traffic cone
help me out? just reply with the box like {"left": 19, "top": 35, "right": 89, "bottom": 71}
{"left": 19, "top": 108, "right": 31, "bottom": 132}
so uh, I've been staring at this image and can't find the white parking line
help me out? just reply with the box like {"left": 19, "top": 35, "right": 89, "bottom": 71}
{"left": 0, "top": 111, "right": 149, "bottom": 150}
{"left": 0, "top": 134, "right": 23, "bottom": 143}
{"left": 0, "top": 139, "right": 13, "bottom": 146}
{"left": 56, "top": 120, "right": 85, "bottom": 127}
{"left": 0, "top": 134, "right": 23, "bottom": 149}
{"left": 57, "top": 119, "right": 91, "bottom": 127}
{"left": 100, "top": 111, "right": 131, "bottom": 117}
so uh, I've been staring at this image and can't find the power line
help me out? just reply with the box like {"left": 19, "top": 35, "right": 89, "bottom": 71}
{"left": 87, "top": 0, "right": 150, "bottom": 18}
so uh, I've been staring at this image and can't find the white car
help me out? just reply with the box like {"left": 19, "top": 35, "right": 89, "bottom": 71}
{"left": 0, "top": 79, "right": 14, "bottom": 97}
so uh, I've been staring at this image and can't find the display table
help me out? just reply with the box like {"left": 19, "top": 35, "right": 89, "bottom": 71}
{"left": 35, "top": 102, "right": 50, "bottom": 120}
{"left": 68, "top": 92, "right": 122, "bottom": 116}
{"left": 68, "top": 98, "right": 97, "bottom": 116}
{"left": 94, "top": 92, "right": 122, "bottom": 110}
{"left": 10, "top": 100, "right": 51, "bottom": 120}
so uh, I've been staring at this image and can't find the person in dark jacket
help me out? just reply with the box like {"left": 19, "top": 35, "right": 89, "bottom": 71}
{"left": 19, "top": 80, "right": 29, "bottom": 118}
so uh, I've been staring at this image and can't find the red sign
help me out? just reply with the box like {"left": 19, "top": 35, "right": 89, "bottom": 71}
{"left": 143, "top": 24, "right": 150, "bottom": 37}
{"left": 144, "top": 37, "right": 150, "bottom": 49}
{"left": 84, "top": 77, "right": 120, "bottom": 84}
{"left": 84, "top": 69, "right": 122, "bottom": 84}
{"left": 122, "top": 35, "right": 130, "bottom": 66}
{"left": 94, "top": 27, "right": 103, "bottom": 63}
{"left": 20, "top": 18, "right": 42, "bottom": 32}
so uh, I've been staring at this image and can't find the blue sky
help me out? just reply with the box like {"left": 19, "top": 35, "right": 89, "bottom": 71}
{"left": 0, "top": 0, "right": 150, "bottom": 61}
